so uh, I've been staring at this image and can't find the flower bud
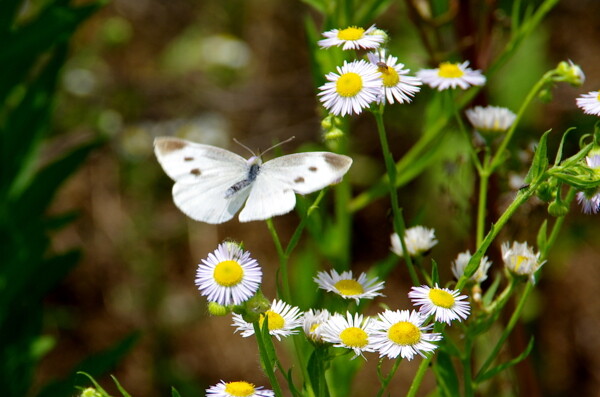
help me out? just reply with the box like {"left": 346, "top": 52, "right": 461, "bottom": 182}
{"left": 81, "top": 388, "right": 102, "bottom": 397}
{"left": 548, "top": 200, "right": 569, "bottom": 217}
{"left": 555, "top": 60, "right": 585, "bottom": 87}
{"left": 207, "top": 301, "right": 230, "bottom": 316}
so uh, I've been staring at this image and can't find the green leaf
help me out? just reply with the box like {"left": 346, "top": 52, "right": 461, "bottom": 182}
{"left": 482, "top": 274, "right": 501, "bottom": 307}
{"left": 536, "top": 220, "right": 548, "bottom": 254}
{"left": 111, "top": 375, "right": 132, "bottom": 397}
{"left": 300, "top": 0, "right": 325, "bottom": 13}
{"left": 75, "top": 372, "right": 111, "bottom": 396}
{"left": 171, "top": 387, "right": 182, "bottom": 397}
{"left": 0, "top": 3, "right": 103, "bottom": 63}
{"left": 433, "top": 350, "right": 459, "bottom": 397}
{"left": 431, "top": 259, "right": 439, "bottom": 286}
{"left": 554, "top": 127, "right": 576, "bottom": 165}
{"left": 476, "top": 337, "right": 535, "bottom": 383}
{"left": 524, "top": 129, "right": 550, "bottom": 184}
{"left": 11, "top": 140, "right": 104, "bottom": 219}
{"left": 308, "top": 347, "right": 331, "bottom": 397}
{"left": 0, "top": 45, "right": 67, "bottom": 196}
{"left": 36, "top": 333, "right": 139, "bottom": 397}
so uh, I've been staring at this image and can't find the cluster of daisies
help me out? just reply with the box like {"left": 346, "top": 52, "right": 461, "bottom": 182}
{"left": 391, "top": 225, "right": 545, "bottom": 284}
{"left": 196, "top": 241, "right": 473, "bottom": 396}
{"left": 316, "top": 24, "right": 486, "bottom": 117}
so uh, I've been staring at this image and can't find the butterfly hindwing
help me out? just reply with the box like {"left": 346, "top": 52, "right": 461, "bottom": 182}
{"left": 154, "top": 137, "right": 250, "bottom": 224}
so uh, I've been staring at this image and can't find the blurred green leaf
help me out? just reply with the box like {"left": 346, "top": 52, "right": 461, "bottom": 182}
{"left": 11, "top": 139, "right": 104, "bottom": 219}
{"left": 433, "top": 349, "right": 459, "bottom": 397}
{"left": 171, "top": 387, "right": 182, "bottom": 397}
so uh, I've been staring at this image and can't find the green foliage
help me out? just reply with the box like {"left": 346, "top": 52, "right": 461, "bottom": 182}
{"left": 0, "top": 1, "right": 136, "bottom": 397}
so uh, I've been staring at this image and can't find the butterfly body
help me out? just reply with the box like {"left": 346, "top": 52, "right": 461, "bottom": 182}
{"left": 154, "top": 137, "right": 352, "bottom": 224}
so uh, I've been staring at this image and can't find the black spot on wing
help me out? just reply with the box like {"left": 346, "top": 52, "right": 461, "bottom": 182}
{"left": 190, "top": 168, "right": 201, "bottom": 176}
{"left": 184, "top": 157, "right": 194, "bottom": 162}
{"left": 294, "top": 177, "right": 305, "bottom": 183}
{"left": 155, "top": 138, "right": 187, "bottom": 155}
{"left": 309, "top": 166, "right": 318, "bottom": 172}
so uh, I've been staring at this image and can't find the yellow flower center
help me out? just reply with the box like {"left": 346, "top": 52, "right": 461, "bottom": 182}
{"left": 224, "top": 381, "right": 255, "bottom": 397}
{"left": 336, "top": 72, "right": 363, "bottom": 97}
{"left": 514, "top": 255, "right": 528, "bottom": 271}
{"left": 438, "top": 62, "right": 464, "bottom": 78}
{"left": 596, "top": 92, "right": 600, "bottom": 101}
{"left": 339, "top": 327, "right": 368, "bottom": 348}
{"left": 388, "top": 321, "right": 421, "bottom": 345}
{"left": 310, "top": 323, "right": 321, "bottom": 334}
{"left": 337, "top": 26, "right": 365, "bottom": 41}
{"left": 213, "top": 260, "right": 244, "bottom": 287}
{"left": 334, "top": 279, "right": 364, "bottom": 296}
{"left": 378, "top": 65, "right": 400, "bottom": 87}
{"left": 428, "top": 288, "right": 455, "bottom": 309}
{"left": 259, "top": 310, "right": 285, "bottom": 331}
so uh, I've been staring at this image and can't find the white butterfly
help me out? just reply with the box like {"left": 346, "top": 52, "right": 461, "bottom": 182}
{"left": 154, "top": 137, "right": 353, "bottom": 224}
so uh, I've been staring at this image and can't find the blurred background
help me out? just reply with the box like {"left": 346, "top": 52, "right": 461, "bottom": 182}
{"left": 4, "top": 0, "right": 600, "bottom": 396}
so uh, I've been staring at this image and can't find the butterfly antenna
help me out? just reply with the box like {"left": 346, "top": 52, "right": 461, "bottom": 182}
{"left": 233, "top": 138, "right": 257, "bottom": 157}
{"left": 260, "top": 136, "right": 296, "bottom": 157}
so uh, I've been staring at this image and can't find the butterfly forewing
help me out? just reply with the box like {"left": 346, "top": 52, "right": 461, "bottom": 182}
{"left": 154, "top": 137, "right": 250, "bottom": 223}
{"left": 259, "top": 152, "right": 352, "bottom": 195}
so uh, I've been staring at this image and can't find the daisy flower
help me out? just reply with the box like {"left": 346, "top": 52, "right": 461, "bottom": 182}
{"left": 195, "top": 242, "right": 262, "bottom": 306}
{"left": 501, "top": 241, "right": 545, "bottom": 284}
{"left": 318, "top": 25, "right": 384, "bottom": 50}
{"left": 390, "top": 226, "right": 438, "bottom": 257}
{"left": 303, "top": 309, "right": 331, "bottom": 343}
{"left": 576, "top": 154, "right": 600, "bottom": 214}
{"left": 417, "top": 61, "right": 486, "bottom": 91}
{"left": 206, "top": 380, "right": 274, "bottom": 397}
{"left": 409, "top": 284, "right": 471, "bottom": 324}
{"left": 576, "top": 91, "right": 600, "bottom": 116}
{"left": 371, "top": 309, "right": 442, "bottom": 360}
{"left": 465, "top": 106, "right": 516, "bottom": 137}
{"left": 318, "top": 60, "right": 381, "bottom": 116}
{"left": 452, "top": 250, "right": 492, "bottom": 284}
{"left": 319, "top": 312, "right": 376, "bottom": 358}
{"left": 367, "top": 51, "right": 422, "bottom": 104}
{"left": 231, "top": 299, "right": 303, "bottom": 341}
{"left": 314, "top": 269, "right": 385, "bottom": 303}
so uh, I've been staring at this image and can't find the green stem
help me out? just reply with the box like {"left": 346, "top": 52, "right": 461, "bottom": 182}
{"left": 372, "top": 106, "right": 419, "bottom": 285}
{"left": 406, "top": 356, "right": 433, "bottom": 397}
{"left": 489, "top": 70, "right": 554, "bottom": 172}
{"left": 475, "top": 280, "right": 529, "bottom": 381}
{"left": 266, "top": 218, "right": 290, "bottom": 303}
{"left": 476, "top": 162, "right": 490, "bottom": 247}
{"left": 253, "top": 322, "right": 284, "bottom": 397}
{"left": 376, "top": 357, "right": 403, "bottom": 397}
{"left": 457, "top": 182, "right": 540, "bottom": 290}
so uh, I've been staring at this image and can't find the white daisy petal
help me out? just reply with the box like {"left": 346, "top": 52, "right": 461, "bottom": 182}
{"left": 303, "top": 309, "right": 331, "bottom": 343}
{"left": 576, "top": 91, "right": 600, "bottom": 116}
{"left": 465, "top": 106, "right": 516, "bottom": 135}
{"left": 367, "top": 51, "right": 422, "bottom": 105}
{"left": 314, "top": 269, "right": 385, "bottom": 303}
{"left": 318, "top": 312, "right": 377, "bottom": 358}
{"left": 195, "top": 242, "right": 262, "bottom": 306}
{"left": 409, "top": 284, "right": 471, "bottom": 324}
{"left": 318, "top": 25, "right": 384, "bottom": 50}
{"left": 417, "top": 61, "right": 486, "bottom": 91}
{"left": 452, "top": 250, "right": 492, "bottom": 283}
{"left": 371, "top": 309, "right": 442, "bottom": 360}
{"left": 231, "top": 299, "right": 304, "bottom": 341}
{"left": 390, "top": 226, "right": 438, "bottom": 257}
{"left": 318, "top": 60, "right": 382, "bottom": 116}
{"left": 206, "top": 380, "right": 274, "bottom": 397}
